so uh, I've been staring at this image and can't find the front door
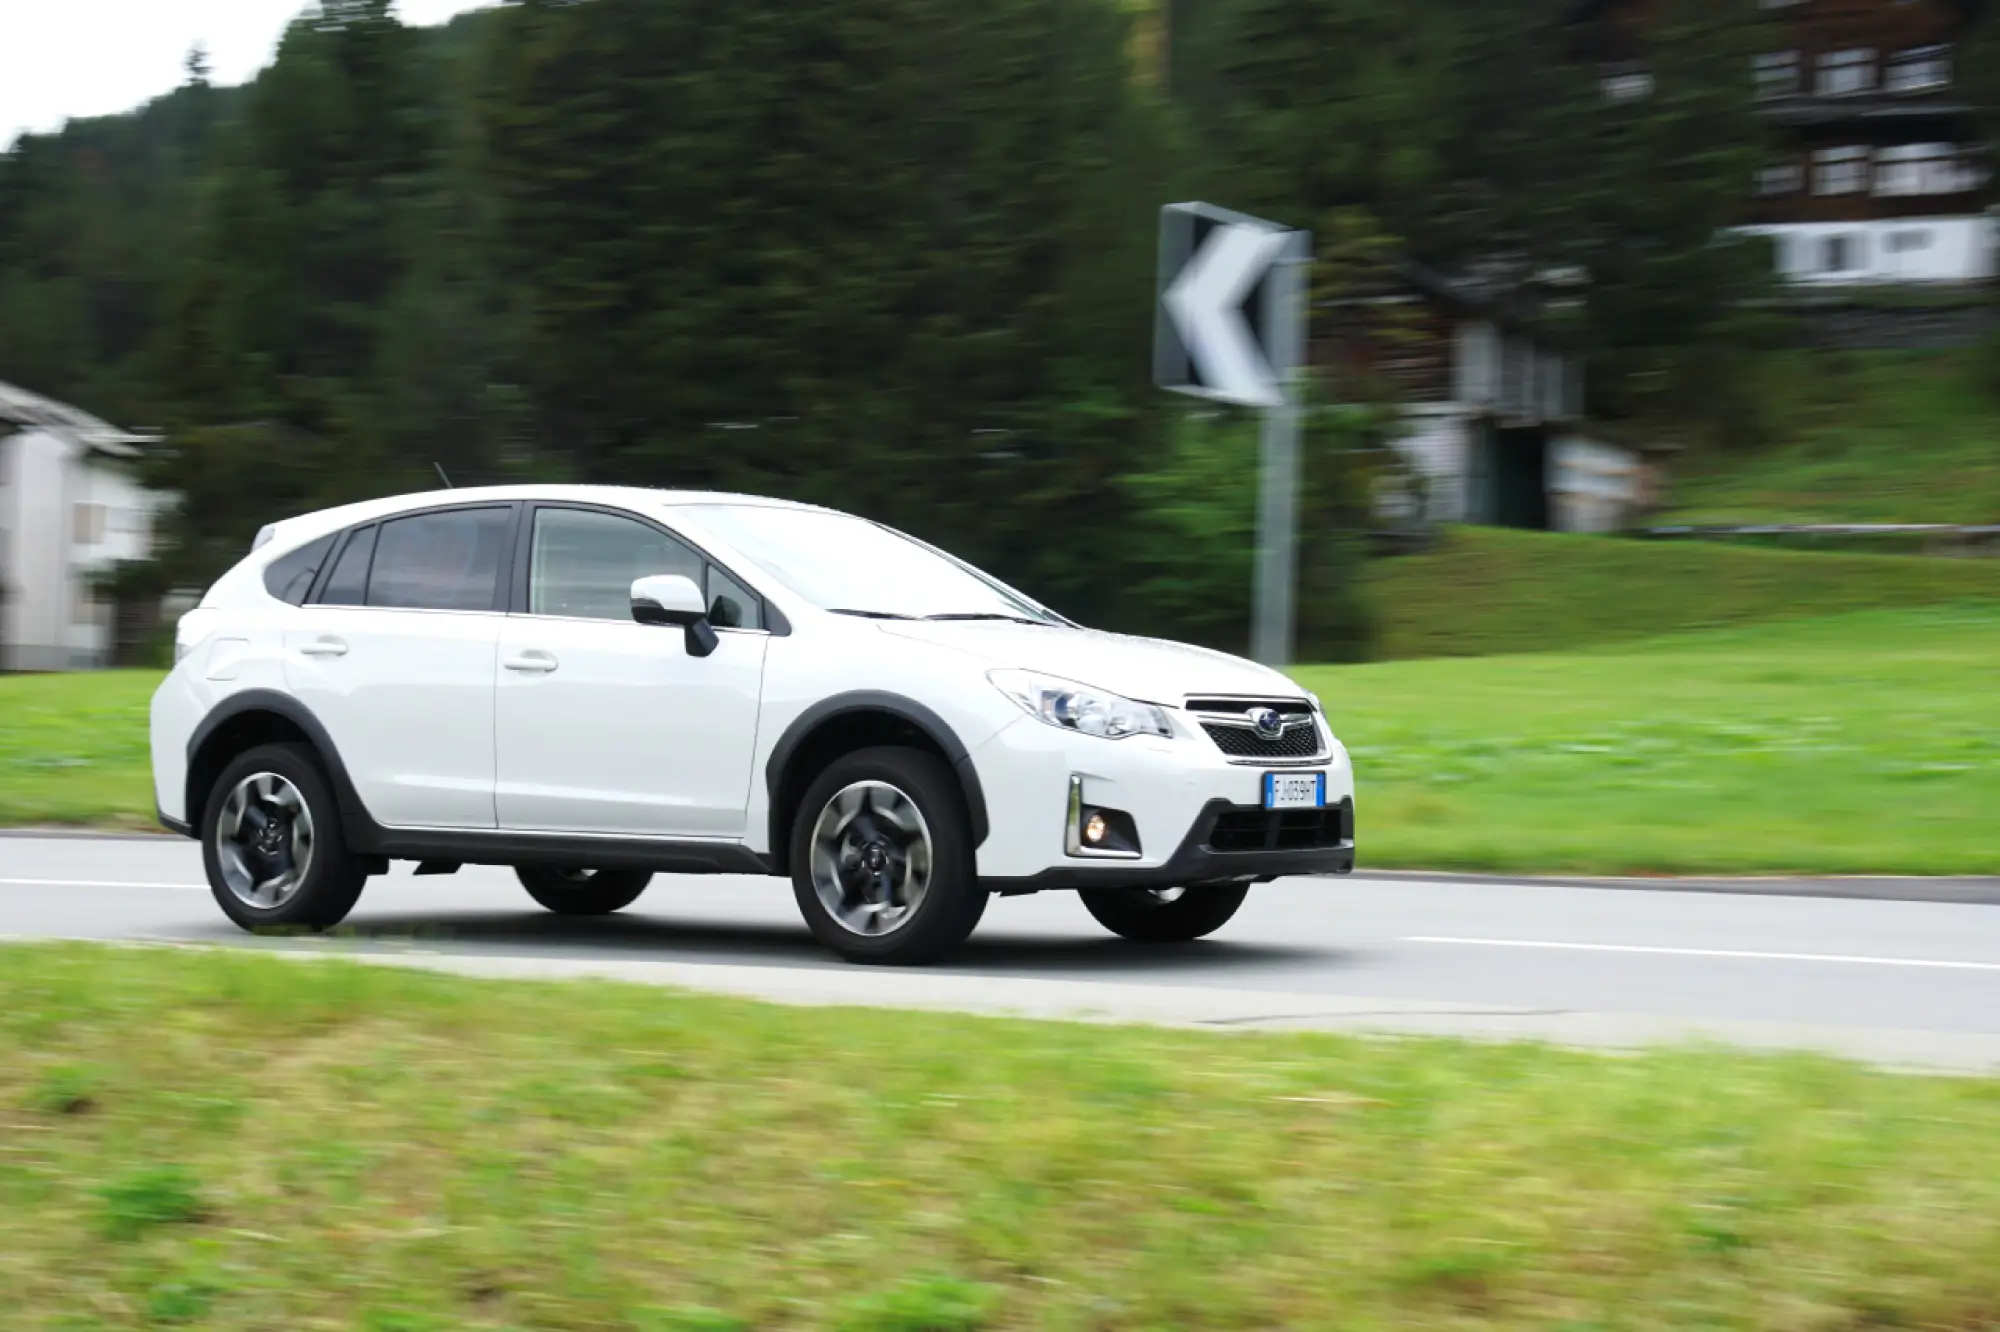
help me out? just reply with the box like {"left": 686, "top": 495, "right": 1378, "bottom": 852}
{"left": 494, "top": 504, "right": 768, "bottom": 838}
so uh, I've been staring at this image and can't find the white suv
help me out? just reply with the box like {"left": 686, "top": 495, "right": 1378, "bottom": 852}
{"left": 151, "top": 487, "right": 1355, "bottom": 964}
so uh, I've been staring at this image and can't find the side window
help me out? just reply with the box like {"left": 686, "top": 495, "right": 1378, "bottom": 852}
{"left": 705, "top": 564, "right": 762, "bottom": 631}
{"left": 318, "top": 526, "right": 377, "bottom": 606}
{"left": 264, "top": 535, "right": 335, "bottom": 605}
{"left": 367, "top": 508, "right": 512, "bottom": 612}
{"left": 529, "top": 508, "right": 704, "bottom": 621}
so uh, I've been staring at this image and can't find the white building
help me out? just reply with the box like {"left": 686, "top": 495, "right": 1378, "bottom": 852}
{"left": 1740, "top": 214, "right": 1997, "bottom": 287}
{"left": 0, "top": 381, "right": 160, "bottom": 670}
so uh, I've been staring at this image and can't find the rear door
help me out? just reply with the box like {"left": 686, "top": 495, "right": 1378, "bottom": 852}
{"left": 282, "top": 504, "right": 516, "bottom": 829}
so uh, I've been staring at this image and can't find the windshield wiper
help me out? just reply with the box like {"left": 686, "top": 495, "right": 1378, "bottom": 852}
{"left": 923, "top": 612, "right": 1056, "bottom": 626}
{"left": 829, "top": 608, "right": 918, "bottom": 620}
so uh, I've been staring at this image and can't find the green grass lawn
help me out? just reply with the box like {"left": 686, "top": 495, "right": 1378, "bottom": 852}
{"left": 4, "top": 943, "right": 2000, "bottom": 1330}
{"left": 5, "top": 603, "right": 1998, "bottom": 875}
{"left": 1661, "top": 348, "right": 2000, "bottom": 527}
{"left": 0, "top": 669, "right": 158, "bottom": 830}
{"left": 1363, "top": 525, "right": 2000, "bottom": 661}
{"left": 1309, "top": 603, "right": 2000, "bottom": 876}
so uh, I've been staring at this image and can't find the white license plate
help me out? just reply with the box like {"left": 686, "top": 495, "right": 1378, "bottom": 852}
{"left": 1263, "top": 772, "right": 1326, "bottom": 810}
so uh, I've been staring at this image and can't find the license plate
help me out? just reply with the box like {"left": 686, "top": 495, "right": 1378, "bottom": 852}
{"left": 1263, "top": 772, "right": 1326, "bottom": 810}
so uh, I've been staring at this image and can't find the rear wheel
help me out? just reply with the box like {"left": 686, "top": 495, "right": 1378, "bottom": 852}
{"left": 201, "top": 742, "right": 367, "bottom": 933}
{"left": 789, "top": 746, "right": 987, "bottom": 965}
{"left": 515, "top": 866, "right": 653, "bottom": 916}
{"left": 1079, "top": 884, "right": 1249, "bottom": 943}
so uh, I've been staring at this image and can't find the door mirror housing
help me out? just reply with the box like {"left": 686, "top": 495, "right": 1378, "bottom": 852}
{"left": 631, "top": 574, "right": 719, "bottom": 657}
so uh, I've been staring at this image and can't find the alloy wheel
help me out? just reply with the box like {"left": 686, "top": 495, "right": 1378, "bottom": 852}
{"left": 214, "top": 772, "right": 315, "bottom": 909}
{"left": 808, "top": 781, "right": 934, "bottom": 937}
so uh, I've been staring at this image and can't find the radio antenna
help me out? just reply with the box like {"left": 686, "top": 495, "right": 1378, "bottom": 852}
{"left": 434, "top": 462, "right": 454, "bottom": 489}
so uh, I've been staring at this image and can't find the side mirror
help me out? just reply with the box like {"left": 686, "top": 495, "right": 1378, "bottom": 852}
{"left": 630, "top": 574, "right": 719, "bottom": 658}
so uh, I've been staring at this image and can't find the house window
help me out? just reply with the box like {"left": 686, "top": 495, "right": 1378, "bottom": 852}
{"left": 1601, "top": 64, "right": 1655, "bottom": 101}
{"left": 1756, "top": 160, "right": 1804, "bottom": 195}
{"left": 1887, "top": 229, "right": 1933, "bottom": 253}
{"left": 1813, "top": 146, "right": 1871, "bottom": 195}
{"left": 1886, "top": 45, "right": 1950, "bottom": 92}
{"left": 1755, "top": 51, "right": 1800, "bottom": 99}
{"left": 1817, "top": 49, "right": 1875, "bottom": 96}
{"left": 1876, "top": 143, "right": 1973, "bottom": 196}
{"left": 1821, "top": 234, "right": 1863, "bottom": 273}
{"left": 72, "top": 502, "right": 107, "bottom": 546}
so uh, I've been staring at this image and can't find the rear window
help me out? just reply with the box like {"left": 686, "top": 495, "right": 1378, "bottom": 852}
{"left": 366, "top": 508, "right": 512, "bottom": 612}
{"left": 262, "top": 535, "right": 335, "bottom": 605}
{"left": 318, "top": 526, "right": 376, "bottom": 606}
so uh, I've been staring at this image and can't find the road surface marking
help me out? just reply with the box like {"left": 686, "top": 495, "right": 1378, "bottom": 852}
{"left": 0, "top": 878, "right": 206, "bottom": 892}
{"left": 1408, "top": 937, "right": 2000, "bottom": 973}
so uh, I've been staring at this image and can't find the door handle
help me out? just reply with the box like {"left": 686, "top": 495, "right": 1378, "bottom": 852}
{"left": 504, "top": 651, "right": 558, "bottom": 674}
{"left": 299, "top": 637, "right": 348, "bottom": 658}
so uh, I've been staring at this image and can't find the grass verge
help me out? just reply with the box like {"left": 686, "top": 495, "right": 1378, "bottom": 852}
{"left": 4, "top": 942, "right": 2000, "bottom": 1329}
{"left": 1364, "top": 525, "right": 2000, "bottom": 661}
{"left": 1300, "top": 603, "right": 2000, "bottom": 876}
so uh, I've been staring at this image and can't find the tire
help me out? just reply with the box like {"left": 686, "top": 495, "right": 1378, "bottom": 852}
{"left": 1079, "top": 884, "right": 1250, "bottom": 943}
{"left": 201, "top": 742, "right": 368, "bottom": 933}
{"left": 515, "top": 865, "right": 653, "bottom": 916}
{"left": 788, "top": 746, "right": 987, "bottom": 965}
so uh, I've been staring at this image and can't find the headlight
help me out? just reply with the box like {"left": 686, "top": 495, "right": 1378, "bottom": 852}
{"left": 987, "top": 669, "right": 1173, "bottom": 740}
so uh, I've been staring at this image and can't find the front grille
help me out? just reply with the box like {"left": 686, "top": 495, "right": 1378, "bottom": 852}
{"left": 1206, "top": 801, "right": 1353, "bottom": 853}
{"left": 1201, "top": 721, "right": 1322, "bottom": 760}
{"left": 1186, "top": 695, "right": 1326, "bottom": 763}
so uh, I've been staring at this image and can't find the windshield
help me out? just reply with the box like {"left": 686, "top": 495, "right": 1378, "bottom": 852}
{"left": 681, "top": 504, "right": 1063, "bottom": 624}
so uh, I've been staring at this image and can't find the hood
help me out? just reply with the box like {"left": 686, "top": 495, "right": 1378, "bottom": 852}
{"left": 875, "top": 621, "right": 1306, "bottom": 705}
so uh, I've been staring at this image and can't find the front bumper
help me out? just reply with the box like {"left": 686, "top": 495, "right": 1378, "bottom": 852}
{"left": 982, "top": 796, "right": 1354, "bottom": 894}
{"left": 968, "top": 711, "right": 1356, "bottom": 888}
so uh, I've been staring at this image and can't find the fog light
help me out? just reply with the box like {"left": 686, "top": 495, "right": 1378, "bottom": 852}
{"left": 1066, "top": 777, "right": 1141, "bottom": 859}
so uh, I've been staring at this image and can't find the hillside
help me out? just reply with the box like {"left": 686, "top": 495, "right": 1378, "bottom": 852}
{"left": 1364, "top": 525, "right": 2000, "bottom": 660}
{"left": 1659, "top": 348, "right": 2000, "bottom": 528}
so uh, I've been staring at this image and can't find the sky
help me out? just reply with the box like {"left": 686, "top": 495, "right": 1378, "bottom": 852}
{"left": 1, "top": 1, "right": 494, "bottom": 150}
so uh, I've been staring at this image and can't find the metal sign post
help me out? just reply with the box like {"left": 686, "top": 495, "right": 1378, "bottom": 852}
{"left": 1154, "top": 203, "right": 1311, "bottom": 667}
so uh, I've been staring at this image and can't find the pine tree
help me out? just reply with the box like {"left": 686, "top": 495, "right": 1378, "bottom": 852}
{"left": 474, "top": 0, "right": 1167, "bottom": 623}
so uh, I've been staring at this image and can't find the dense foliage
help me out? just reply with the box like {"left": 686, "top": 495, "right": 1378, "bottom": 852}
{"left": 1, "top": 0, "right": 1967, "bottom": 655}
{"left": 471, "top": 0, "right": 1177, "bottom": 629}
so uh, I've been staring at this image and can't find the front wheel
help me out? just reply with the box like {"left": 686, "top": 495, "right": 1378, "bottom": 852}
{"left": 515, "top": 866, "right": 653, "bottom": 915}
{"left": 789, "top": 746, "right": 987, "bottom": 965}
{"left": 1079, "top": 884, "right": 1250, "bottom": 943}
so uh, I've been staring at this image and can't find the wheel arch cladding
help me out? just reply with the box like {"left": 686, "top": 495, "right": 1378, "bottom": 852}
{"left": 184, "top": 690, "right": 363, "bottom": 829}
{"left": 764, "top": 692, "right": 990, "bottom": 875}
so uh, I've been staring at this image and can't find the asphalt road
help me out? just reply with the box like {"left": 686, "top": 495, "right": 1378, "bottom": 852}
{"left": 4, "top": 832, "right": 1999, "bottom": 1071}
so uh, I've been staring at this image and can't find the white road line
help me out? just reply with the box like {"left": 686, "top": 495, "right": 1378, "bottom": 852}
{"left": 0, "top": 878, "right": 207, "bottom": 892}
{"left": 1408, "top": 936, "right": 2000, "bottom": 973}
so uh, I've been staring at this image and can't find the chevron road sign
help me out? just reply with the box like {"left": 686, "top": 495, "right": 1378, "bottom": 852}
{"left": 1154, "top": 202, "right": 1311, "bottom": 666}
